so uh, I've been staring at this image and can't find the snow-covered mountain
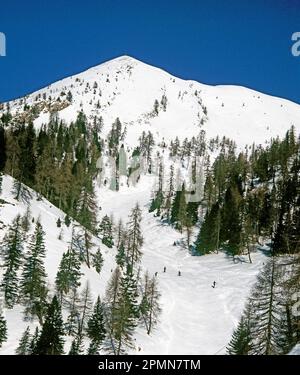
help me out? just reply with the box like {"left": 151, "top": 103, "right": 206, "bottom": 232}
{"left": 1, "top": 56, "right": 299, "bottom": 355}
{"left": 3, "top": 55, "right": 300, "bottom": 147}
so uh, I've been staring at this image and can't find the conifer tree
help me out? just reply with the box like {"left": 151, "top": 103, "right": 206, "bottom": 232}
{"left": 1, "top": 215, "right": 23, "bottom": 308}
{"left": 76, "top": 184, "right": 98, "bottom": 267}
{"left": 195, "top": 202, "right": 221, "bottom": 255}
{"left": 116, "top": 241, "right": 126, "bottom": 268}
{"left": 29, "top": 327, "right": 39, "bottom": 354}
{"left": 87, "top": 296, "right": 106, "bottom": 354}
{"left": 55, "top": 239, "right": 82, "bottom": 301}
{"left": 226, "top": 304, "right": 253, "bottom": 355}
{"left": 99, "top": 215, "right": 114, "bottom": 248}
{"left": 105, "top": 267, "right": 138, "bottom": 354}
{"left": 0, "top": 311, "right": 7, "bottom": 348}
{"left": 20, "top": 221, "right": 48, "bottom": 323}
{"left": 68, "top": 336, "right": 83, "bottom": 355}
{"left": 92, "top": 248, "right": 104, "bottom": 274}
{"left": 221, "top": 183, "right": 243, "bottom": 257}
{"left": 127, "top": 204, "right": 143, "bottom": 272}
{"left": 16, "top": 326, "right": 31, "bottom": 355}
{"left": 33, "top": 295, "right": 65, "bottom": 355}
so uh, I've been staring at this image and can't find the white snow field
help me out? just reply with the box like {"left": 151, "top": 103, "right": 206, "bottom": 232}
{"left": 0, "top": 175, "right": 266, "bottom": 355}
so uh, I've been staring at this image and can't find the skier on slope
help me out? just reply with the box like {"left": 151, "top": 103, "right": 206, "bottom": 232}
{"left": 212, "top": 281, "right": 216, "bottom": 288}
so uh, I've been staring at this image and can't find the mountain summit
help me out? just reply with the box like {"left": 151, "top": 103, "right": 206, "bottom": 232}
{"left": 2, "top": 55, "right": 300, "bottom": 147}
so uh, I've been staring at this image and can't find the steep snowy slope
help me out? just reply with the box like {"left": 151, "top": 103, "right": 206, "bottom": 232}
{"left": 2, "top": 55, "right": 300, "bottom": 148}
{"left": 0, "top": 175, "right": 266, "bottom": 354}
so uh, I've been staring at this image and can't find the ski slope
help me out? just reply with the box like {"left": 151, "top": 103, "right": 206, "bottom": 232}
{"left": 0, "top": 175, "right": 266, "bottom": 354}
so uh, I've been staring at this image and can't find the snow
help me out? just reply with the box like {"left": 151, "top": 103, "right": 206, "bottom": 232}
{"left": 288, "top": 344, "right": 300, "bottom": 355}
{"left": 3, "top": 55, "right": 300, "bottom": 149}
{"left": 1, "top": 55, "right": 294, "bottom": 354}
{"left": 0, "top": 175, "right": 266, "bottom": 354}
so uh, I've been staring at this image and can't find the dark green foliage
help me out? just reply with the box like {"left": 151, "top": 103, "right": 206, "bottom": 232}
{"left": 226, "top": 305, "right": 253, "bottom": 355}
{"left": 116, "top": 242, "right": 126, "bottom": 268}
{"left": 33, "top": 295, "right": 65, "bottom": 355}
{"left": 99, "top": 215, "right": 114, "bottom": 248}
{"left": 195, "top": 203, "right": 221, "bottom": 255}
{"left": 16, "top": 326, "right": 31, "bottom": 355}
{"left": 0, "top": 312, "right": 7, "bottom": 348}
{"left": 0, "top": 215, "right": 23, "bottom": 308}
{"left": 87, "top": 296, "right": 106, "bottom": 354}
{"left": 20, "top": 221, "right": 48, "bottom": 322}
{"left": 55, "top": 244, "right": 82, "bottom": 301}
{"left": 92, "top": 248, "right": 104, "bottom": 274}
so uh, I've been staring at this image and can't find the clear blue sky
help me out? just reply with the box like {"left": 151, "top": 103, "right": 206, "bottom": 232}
{"left": 0, "top": 0, "right": 300, "bottom": 103}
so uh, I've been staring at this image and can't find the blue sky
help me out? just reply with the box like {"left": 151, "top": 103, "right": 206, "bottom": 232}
{"left": 0, "top": 0, "right": 300, "bottom": 103}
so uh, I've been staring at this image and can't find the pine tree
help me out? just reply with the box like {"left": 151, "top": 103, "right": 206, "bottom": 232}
{"left": 28, "top": 327, "right": 39, "bottom": 354}
{"left": 105, "top": 268, "right": 138, "bottom": 354}
{"left": 92, "top": 248, "right": 104, "bottom": 274}
{"left": 33, "top": 295, "right": 65, "bottom": 355}
{"left": 127, "top": 204, "right": 143, "bottom": 272}
{"left": 195, "top": 202, "right": 221, "bottom": 255}
{"left": 87, "top": 296, "right": 106, "bottom": 354}
{"left": 221, "top": 183, "right": 243, "bottom": 257}
{"left": 116, "top": 241, "right": 126, "bottom": 268}
{"left": 0, "top": 311, "right": 7, "bottom": 348}
{"left": 0, "top": 215, "right": 23, "bottom": 308}
{"left": 76, "top": 185, "right": 98, "bottom": 267}
{"left": 226, "top": 304, "right": 253, "bottom": 355}
{"left": 68, "top": 336, "right": 83, "bottom": 355}
{"left": 99, "top": 215, "right": 114, "bottom": 248}
{"left": 55, "top": 236, "right": 82, "bottom": 302}
{"left": 20, "top": 221, "right": 48, "bottom": 323}
{"left": 16, "top": 326, "right": 31, "bottom": 355}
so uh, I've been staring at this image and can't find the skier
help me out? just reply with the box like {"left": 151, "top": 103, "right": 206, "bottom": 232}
{"left": 155, "top": 272, "right": 158, "bottom": 277}
{"left": 163, "top": 266, "right": 166, "bottom": 273}
{"left": 178, "top": 271, "right": 181, "bottom": 276}
{"left": 212, "top": 281, "right": 216, "bottom": 288}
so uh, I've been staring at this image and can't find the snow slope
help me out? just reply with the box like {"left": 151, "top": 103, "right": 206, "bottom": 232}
{"left": 0, "top": 175, "right": 266, "bottom": 355}
{"left": 1, "top": 56, "right": 293, "bottom": 354}
{"left": 3, "top": 55, "right": 300, "bottom": 148}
